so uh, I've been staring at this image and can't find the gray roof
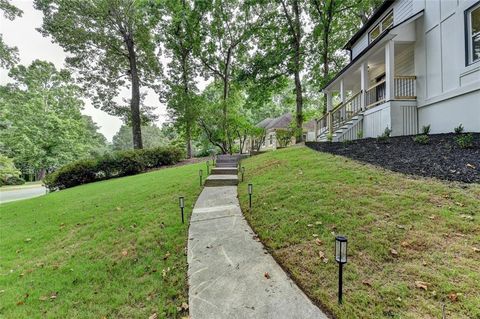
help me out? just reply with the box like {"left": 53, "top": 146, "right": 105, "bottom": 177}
{"left": 303, "top": 119, "right": 316, "bottom": 131}
{"left": 265, "top": 113, "right": 292, "bottom": 130}
{"left": 256, "top": 118, "right": 273, "bottom": 128}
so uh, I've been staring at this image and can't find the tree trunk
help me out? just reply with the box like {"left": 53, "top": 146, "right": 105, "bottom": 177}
{"left": 223, "top": 48, "right": 232, "bottom": 155}
{"left": 293, "top": 0, "right": 303, "bottom": 143}
{"left": 36, "top": 168, "right": 46, "bottom": 181}
{"left": 126, "top": 36, "right": 143, "bottom": 150}
{"left": 186, "top": 121, "right": 192, "bottom": 158}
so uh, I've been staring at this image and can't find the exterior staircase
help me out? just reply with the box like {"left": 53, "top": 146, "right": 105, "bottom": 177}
{"left": 318, "top": 113, "right": 364, "bottom": 142}
{"left": 204, "top": 155, "right": 240, "bottom": 187}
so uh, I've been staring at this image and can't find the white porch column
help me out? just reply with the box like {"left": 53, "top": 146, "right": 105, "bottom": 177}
{"left": 326, "top": 90, "right": 333, "bottom": 135}
{"left": 360, "top": 62, "right": 368, "bottom": 110}
{"left": 326, "top": 91, "right": 333, "bottom": 112}
{"left": 385, "top": 40, "right": 395, "bottom": 101}
{"left": 339, "top": 78, "right": 345, "bottom": 104}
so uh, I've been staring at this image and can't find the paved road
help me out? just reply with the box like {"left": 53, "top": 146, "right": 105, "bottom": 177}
{"left": 0, "top": 185, "right": 46, "bottom": 204}
{"left": 188, "top": 185, "right": 328, "bottom": 319}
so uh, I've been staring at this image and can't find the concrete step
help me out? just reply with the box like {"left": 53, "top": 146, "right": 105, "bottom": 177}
{"left": 211, "top": 167, "right": 238, "bottom": 175}
{"left": 204, "top": 175, "right": 238, "bottom": 187}
{"left": 215, "top": 162, "right": 238, "bottom": 168}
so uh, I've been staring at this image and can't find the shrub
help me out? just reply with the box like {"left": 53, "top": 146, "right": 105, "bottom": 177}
{"left": 276, "top": 129, "right": 294, "bottom": 148}
{"left": 377, "top": 127, "right": 392, "bottom": 143}
{"left": 44, "top": 146, "right": 184, "bottom": 190}
{"left": 4, "top": 176, "right": 26, "bottom": 186}
{"left": 326, "top": 133, "right": 333, "bottom": 142}
{"left": 455, "top": 133, "right": 474, "bottom": 149}
{"left": 413, "top": 134, "right": 429, "bottom": 145}
{"left": 44, "top": 159, "right": 99, "bottom": 190}
{"left": 421, "top": 124, "right": 431, "bottom": 135}
{"left": 357, "top": 129, "right": 364, "bottom": 139}
{"left": 454, "top": 124, "right": 464, "bottom": 134}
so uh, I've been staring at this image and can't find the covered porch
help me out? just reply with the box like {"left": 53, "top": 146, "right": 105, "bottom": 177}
{"left": 315, "top": 16, "right": 419, "bottom": 141}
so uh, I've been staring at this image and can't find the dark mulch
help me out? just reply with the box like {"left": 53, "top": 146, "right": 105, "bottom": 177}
{"left": 306, "top": 133, "right": 480, "bottom": 183}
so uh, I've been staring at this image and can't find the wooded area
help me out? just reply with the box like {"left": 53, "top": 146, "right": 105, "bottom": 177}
{"left": 0, "top": 0, "right": 381, "bottom": 181}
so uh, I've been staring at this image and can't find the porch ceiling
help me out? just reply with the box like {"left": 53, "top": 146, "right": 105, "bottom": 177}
{"left": 328, "top": 42, "right": 414, "bottom": 92}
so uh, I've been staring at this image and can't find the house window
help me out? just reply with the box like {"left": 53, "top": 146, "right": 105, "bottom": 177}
{"left": 466, "top": 2, "right": 480, "bottom": 65}
{"left": 369, "top": 11, "right": 394, "bottom": 43}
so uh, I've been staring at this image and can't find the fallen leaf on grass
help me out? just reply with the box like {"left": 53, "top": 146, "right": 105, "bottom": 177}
{"left": 307, "top": 224, "right": 313, "bottom": 228}
{"left": 428, "top": 215, "right": 436, "bottom": 220}
{"left": 455, "top": 202, "right": 465, "bottom": 207}
{"left": 315, "top": 221, "right": 322, "bottom": 225}
{"left": 362, "top": 280, "right": 372, "bottom": 287}
{"left": 149, "top": 313, "right": 158, "bottom": 319}
{"left": 16, "top": 301, "right": 24, "bottom": 306}
{"left": 390, "top": 248, "right": 399, "bottom": 256}
{"left": 50, "top": 292, "right": 57, "bottom": 300}
{"left": 264, "top": 272, "right": 270, "bottom": 279}
{"left": 466, "top": 163, "right": 476, "bottom": 169}
{"left": 180, "top": 302, "right": 189, "bottom": 311}
{"left": 473, "top": 247, "right": 480, "bottom": 253}
{"left": 319, "top": 251, "right": 325, "bottom": 258}
{"left": 312, "top": 234, "right": 318, "bottom": 238}
{"left": 121, "top": 250, "right": 128, "bottom": 256}
{"left": 39, "top": 296, "right": 48, "bottom": 301}
{"left": 460, "top": 214, "right": 474, "bottom": 221}
{"left": 315, "top": 238, "right": 323, "bottom": 246}
{"left": 163, "top": 252, "right": 170, "bottom": 260}
{"left": 448, "top": 293, "right": 459, "bottom": 302}
{"left": 415, "top": 281, "right": 429, "bottom": 290}
{"left": 396, "top": 225, "right": 406, "bottom": 229}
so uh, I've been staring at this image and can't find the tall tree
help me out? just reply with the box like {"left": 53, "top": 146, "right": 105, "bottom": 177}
{"left": 35, "top": 0, "right": 162, "bottom": 149}
{"left": 0, "top": 60, "right": 106, "bottom": 179}
{"left": 194, "top": 0, "right": 258, "bottom": 154}
{"left": 158, "top": 0, "right": 202, "bottom": 158}
{"left": 308, "top": 0, "right": 379, "bottom": 113}
{"left": 0, "top": 0, "right": 23, "bottom": 68}
{"left": 250, "top": 0, "right": 307, "bottom": 143}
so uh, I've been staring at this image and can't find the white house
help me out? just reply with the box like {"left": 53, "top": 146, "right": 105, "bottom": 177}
{"left": 315, "top": 0, "right": 480, "bottom": 142}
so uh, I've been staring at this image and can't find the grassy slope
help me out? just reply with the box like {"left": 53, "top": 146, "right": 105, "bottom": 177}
{"left": 238, "top": 146, "right": 480, "bottom": 319}
{"left": 0, "top": 162, "right": 204, "bottom": 318}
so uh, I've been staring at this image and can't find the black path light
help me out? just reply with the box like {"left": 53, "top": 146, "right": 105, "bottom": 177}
{"left": 248, "top": 183, "right": 253, "bottom": 209}
{"left": 199, "top": 169, "right": 203, "bottom": 186}
{"left": 335, "top": 235, "right": 348, "bottom": 304}
{"left": 241, "top": 166, "right": 245, "bottom": 182}
{"left": 179, "top": 196, "right": 185, "bottom": 224}
{"left": 206, "top": 160, "right": 210, "bottom": 175}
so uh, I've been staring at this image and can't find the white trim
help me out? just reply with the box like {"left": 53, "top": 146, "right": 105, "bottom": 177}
{"left": 418, "top": 82, "right": 480, "bottom": 108}
{"left": 467, "top": 2, "right": 480, "bottom": 65}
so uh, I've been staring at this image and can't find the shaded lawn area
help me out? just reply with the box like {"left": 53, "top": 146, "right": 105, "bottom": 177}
{"left": 0, "top": 162, "right": 203, "bottom": 318}
{"left": 238, "top": 147, "right": 480, "bottom": 319}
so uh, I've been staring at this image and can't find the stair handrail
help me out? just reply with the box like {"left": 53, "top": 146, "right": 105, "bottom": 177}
{"left": 330, "top": 90, "right": 362, "bottom": 131}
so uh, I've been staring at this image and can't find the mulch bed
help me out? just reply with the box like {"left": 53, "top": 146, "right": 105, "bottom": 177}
{"left": 306, "top": 133, "right": 480, "bottom": 183}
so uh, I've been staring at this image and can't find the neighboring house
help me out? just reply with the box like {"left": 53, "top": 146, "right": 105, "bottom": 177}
{"left": 246, "top": 113, "right": 316, "bottom": 152}
{"left": 312, "top": 0, "right": 480, "bottom": 142}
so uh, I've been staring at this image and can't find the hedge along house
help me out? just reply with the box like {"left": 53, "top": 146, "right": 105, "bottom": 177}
{"left": 314, "top": 0, "right": 480, "bottom": 142}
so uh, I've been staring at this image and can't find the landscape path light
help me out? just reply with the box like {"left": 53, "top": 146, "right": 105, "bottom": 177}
{"left": 248, "top": 183, "right": 253, "bottom": 209}
{"left": 241, "top": 166, "right": 245, "bottom": 182}
{"left": 335, "top": 235, "right": 348, "bottom": 304}
{"left": 206, "top": 161, "right": 210, "bottom": 175}
{"left": 179, "top": 196, "right": 185, "bottom": 224}
{"left": 199, "top": 169, "right": 203, "bottom": 186}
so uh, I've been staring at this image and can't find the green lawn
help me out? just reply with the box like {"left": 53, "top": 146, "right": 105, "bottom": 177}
{"left": 0, "top": 162, "right": 204, "bottom": 318}
{"left": 238, "top": 146, "right": 480, "bottom": 319}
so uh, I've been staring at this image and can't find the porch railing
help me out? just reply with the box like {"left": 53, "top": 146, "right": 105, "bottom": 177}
{"left": 394, "top": 76, "right": 416, "bottom": 99}
{"left": 365, "top": 80, "right": 386, "bottom": 109}
{"left": 316, "top": 113, "right": 329, "bottom": 138}
{"left": 331, "top": 90, "right": 362, "bottom": 131}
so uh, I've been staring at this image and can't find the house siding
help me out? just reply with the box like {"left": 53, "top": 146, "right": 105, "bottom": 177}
{"left": 415, "top": 0, "right": 480, "bottom": 132}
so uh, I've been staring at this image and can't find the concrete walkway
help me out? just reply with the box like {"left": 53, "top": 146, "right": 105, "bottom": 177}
{"left": 0, "top": 184, "right": 46, "bottom": 204}
{"left": 188, "top": 184, "right": 328, "bottom": 318}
